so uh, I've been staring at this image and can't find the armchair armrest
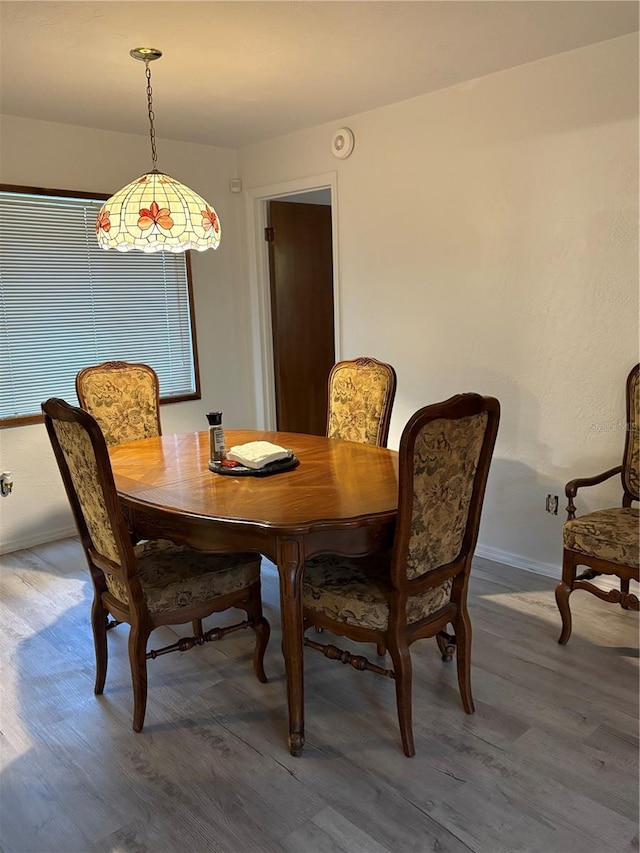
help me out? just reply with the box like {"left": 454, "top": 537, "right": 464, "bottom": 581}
{"left": 565, "top": 465, "right": 622, "bottom": 520}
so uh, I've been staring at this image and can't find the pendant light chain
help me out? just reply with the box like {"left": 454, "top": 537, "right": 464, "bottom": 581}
{"left": 145, "top": 60, "right": 158, "bottom": 171}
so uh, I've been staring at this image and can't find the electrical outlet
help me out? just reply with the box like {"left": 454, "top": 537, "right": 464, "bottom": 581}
{"left": 545, "top": 494, "right": 558, "bottom": 515}
{"left": 0, "top": 471, "right": 13, "bottom": 497}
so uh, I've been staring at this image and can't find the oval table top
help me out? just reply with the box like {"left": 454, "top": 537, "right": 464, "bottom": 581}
{"left": 109, "top": 428, "right": 399, "bottom": 535}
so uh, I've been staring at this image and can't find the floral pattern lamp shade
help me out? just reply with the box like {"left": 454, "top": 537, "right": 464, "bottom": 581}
{"left": 96, "top": 47, "right": 220, "bottom": 254}
{"left": 95, "top": 171, "right": 221, "bottom": 253}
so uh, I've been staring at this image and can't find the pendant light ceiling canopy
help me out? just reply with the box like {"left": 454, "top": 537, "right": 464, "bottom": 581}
{"left": 96, "top": 48, "right": 221, "bottom": 254}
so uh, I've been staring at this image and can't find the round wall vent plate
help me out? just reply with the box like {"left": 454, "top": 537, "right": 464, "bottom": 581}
{"left": 331, "top": 127, "right": 355, "bottom": 159}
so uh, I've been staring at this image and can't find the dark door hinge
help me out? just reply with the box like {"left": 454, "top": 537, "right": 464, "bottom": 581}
{"left": 264, "top": 226, "right": 275, "bottom": 242}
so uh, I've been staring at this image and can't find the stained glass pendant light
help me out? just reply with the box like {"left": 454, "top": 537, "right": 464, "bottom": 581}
{"left": 96, "top": 48, "right": 220, "bottom": 253}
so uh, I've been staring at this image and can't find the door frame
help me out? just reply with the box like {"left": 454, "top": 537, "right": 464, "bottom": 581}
{"left": 244, "top": 172, "right": 341, "bottom": 429}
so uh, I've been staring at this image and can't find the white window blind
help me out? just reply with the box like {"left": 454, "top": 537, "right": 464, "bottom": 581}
{"left": 0, "top": 187, "right": 199, "bottom": 425}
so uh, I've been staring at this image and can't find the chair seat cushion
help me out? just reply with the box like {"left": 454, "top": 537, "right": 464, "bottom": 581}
{"left": 105, "top": 540, "right": 261, "bottom": 614}
{"left": 564, "top": 507, "right": 639, "bottom": 567}
{"left": 303, "top": 555, "right": 452, "bottom": 631}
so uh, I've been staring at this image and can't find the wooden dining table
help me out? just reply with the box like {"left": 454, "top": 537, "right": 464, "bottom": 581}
{"left": 109, "top": 428, "right": 399, "bottom": 756}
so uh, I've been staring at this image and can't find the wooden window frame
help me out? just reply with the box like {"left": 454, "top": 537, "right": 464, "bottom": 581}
{"left": 0, "top": 183, "right": 202, "bottom": 428}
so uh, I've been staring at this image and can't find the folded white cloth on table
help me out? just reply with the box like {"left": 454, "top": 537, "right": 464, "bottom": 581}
{"left": 226, "top": 441, "right": 291, "bottom": 469}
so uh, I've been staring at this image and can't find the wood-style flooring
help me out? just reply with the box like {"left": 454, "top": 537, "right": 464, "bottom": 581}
{"left": 0, "top": 538, "right": 638, "bottom": 853}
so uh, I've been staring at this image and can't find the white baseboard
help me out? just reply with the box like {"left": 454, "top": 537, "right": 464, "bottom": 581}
{"left": 1, "top": 528, "right": 562, "bottom": 581}
{"left": 0, "top": 525, "right": 77, "bottom": 556}
{"left": 475, "top": 544, "right": 560, "bottom": 579}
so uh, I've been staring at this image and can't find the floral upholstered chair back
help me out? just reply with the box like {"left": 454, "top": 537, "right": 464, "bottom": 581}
{"left": 622, "top": 364, "right": 639, "bottom": 503}
{"left": 76, "top": 361, "right": 161, "bottom": 446}
{"left": 392, "top": 394, "right": 500, "bottom": 587}
{"left": 43, "top": 398, "right": 134, "bottom": 590}
{"left": 327, "top": 357, "right": 397, "bottom": 447}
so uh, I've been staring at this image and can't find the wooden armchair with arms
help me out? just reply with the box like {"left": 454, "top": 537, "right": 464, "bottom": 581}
{"left": 42, "top": 398, "right": 269, "bottom": 732}
{"left": 555, "top": 363, "right": 639, "bottom": 644}
{"left": 327, "top": 357, "right": 397, "bottom": 447}
{"left": 303, "top": 393, "right": 500, "bottom": 756}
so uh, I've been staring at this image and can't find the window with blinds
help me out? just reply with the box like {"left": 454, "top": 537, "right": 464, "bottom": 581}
{"left": 0, "top": 185, "right": 200, "bottom": 426}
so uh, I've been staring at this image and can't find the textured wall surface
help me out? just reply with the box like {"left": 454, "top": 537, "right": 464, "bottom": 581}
{"left": 0, "top": 116, "right": 251, "bottom": 552}
{"left": 239, "top": 35, "right": 639, "bottom": 573}
{"left": 1, "top": 36, "right": 637, "bottom": 571}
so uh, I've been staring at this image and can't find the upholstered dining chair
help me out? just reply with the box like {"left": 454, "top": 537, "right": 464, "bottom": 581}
{"left": 76, "top": 360, "right": 161, "bottom": 447}
{"left": 327, "top": 357, "right": 397, "bottom": 447}
{"left": 76, "top": 360, "right": 171, "bottom": 626}
{"left": 303, "top": 393, "right": 500, "bottom": 756}
{"left": 555, "top": 363, "right": 639, "bottom": 645}
{"left": 42, "top": 397, "right": 270, "bottom": 733}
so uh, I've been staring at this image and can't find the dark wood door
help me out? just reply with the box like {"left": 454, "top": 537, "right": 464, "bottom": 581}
{"left": 267, "top": 200, "right": 335, "bottom": 435}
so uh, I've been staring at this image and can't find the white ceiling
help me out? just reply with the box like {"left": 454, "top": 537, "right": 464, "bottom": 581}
{"left": 1, "top": 1, "right": 638, "bottom": 149}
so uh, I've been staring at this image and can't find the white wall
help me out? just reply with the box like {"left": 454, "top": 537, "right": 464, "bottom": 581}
{"left": 0, "top": 115, "right": 255, "bottom": 552}
{"left": 1, "top": 36, "right": 637, "bottom": 572}
{"left": 239, "top": 35, "right": 639, "bottom": 574}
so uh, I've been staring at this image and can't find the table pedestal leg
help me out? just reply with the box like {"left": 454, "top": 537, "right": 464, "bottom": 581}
{"left": 276, "top": 536, "right": 305, "bottom": 756}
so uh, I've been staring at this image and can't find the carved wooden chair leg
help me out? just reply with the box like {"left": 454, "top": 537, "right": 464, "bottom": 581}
{"left": 388, "top": 638, "right": 414, "bottom": 757}
{"left": 376, "top": 643, "right": 387, "bottom": 656}
{"left": 192, "top": 618, "right": 204, "bottom": 638}
{"left": 253, "top": 618, "right": 270, "bottom": 683}
{"left": 92, "top": 600, "right": 108, "bottom": 695}
{"left": 555, "top": 582, "right": 573, "bottom": 644}
{"left": 248, "top": 582, "right": 269, "bottom": 683}
{"left": 620, "top": 578, "right": 631, "bottom": 610}
{"left": 129, "top": 622, "right": 151, "bottom": 733}
{"left": 555, "top": 550, "right": 575, "bottom": 645}
{"left": 436, "top": 628, "right": 457, "bottom": 661}
{"left": 454, "top": 607, "right": 474, "bottom": 714}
